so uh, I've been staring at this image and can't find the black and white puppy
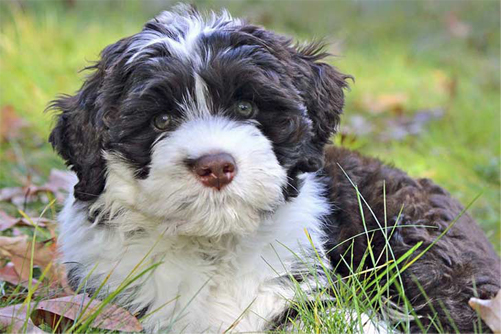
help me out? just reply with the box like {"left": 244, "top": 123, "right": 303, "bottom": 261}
{"left": 49, "top": 5, "right": 351, "bottom": 333}
{"left": 49, "top": 5, "right": 500, "bottom": 333}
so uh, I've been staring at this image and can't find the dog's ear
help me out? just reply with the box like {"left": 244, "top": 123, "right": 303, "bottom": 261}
{"left": 289, "top": 42, "right": 351, "bottom": 173}
{"left": 48, "top": 37, "right": 131, "bottom": 201}
{"left": 293, "top": 42, "right": 351, "bottom": 146}
{"left": 236, "top": 27, "right": 351, "bottom": 173}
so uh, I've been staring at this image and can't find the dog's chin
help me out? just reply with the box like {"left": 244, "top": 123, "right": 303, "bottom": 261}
{"left": 104, "top": 175, "right": 286, "bottom": 238}
{"left": 132, "top": 181, "right": 286, "bottom": 237}
{"left": 98, "top": 117, "right": 289, "bottom": 238}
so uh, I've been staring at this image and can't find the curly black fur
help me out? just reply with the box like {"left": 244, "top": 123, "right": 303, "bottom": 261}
{"left": 322, "top": 146, "right": 501, "bottom": 333}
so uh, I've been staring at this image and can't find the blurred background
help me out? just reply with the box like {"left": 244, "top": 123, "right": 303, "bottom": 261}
{"left": 0, "top": 0, "right": 499, "bottom": 249}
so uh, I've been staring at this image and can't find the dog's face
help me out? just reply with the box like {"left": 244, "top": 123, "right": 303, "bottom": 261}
{"left": 49, "top": 6, "right": 349, "bottom": 237}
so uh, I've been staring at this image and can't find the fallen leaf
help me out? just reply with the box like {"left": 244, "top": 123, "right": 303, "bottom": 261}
{"left": 0, "top": 185, "right": 49, "bottom": 206}
{"left": 0, "top": 235, "right": 72, "bottom": 302}
{"left": 45, "top": 261, "right": 75, "bottom": 298}
{"left": 381, "top": 108, "right": 444, "bottom": 141}
{"left": 46, "top": 170, "right": 76, "bottom": 192}
{"left": 342, "top": 115, "right": 373, "bottom": 136}
{"left": 0, "top": 211, "right": 18, "bottom": 231}
{"left": 11, "top": 227, "right": 24, "bottom": 237}
{"left": 342, "top": 108, "right": 444, "bottom": 142}
{"left": 0, "top": 170, "right": 75, "bottom": 206}
{"left": 362, "top": 93, "right": 409, "bottom": 115}
{"left": 0, "top": 235, "right": 56, "bottom": 283}
{"left": 0, "top": 262, "right": 37, "bottom": 289}
{"left": 31, "top": 294, "right": 142, "bottom": 332}
{"left": 0, "top": 105, "right": 27, "bottom": 143}
{"left": 445, "top": 12, "right": 471, "bottom": 38}
{"left": 18, "top": 217, "right": 52, "bottom": 228}
{"left": 44, "top": 169, "right": 76, "bottom": 203}
{"left": 0, "top": 187, "right": 25, "bottom": 204}
{"left": 0, "top": 210, "right": 52, "bottom": 231}
{"left": 0, "top": 303, "right": 46, "bottom": 333}
{"left": 469, "top": 290, "right": 501, "bottom": 333}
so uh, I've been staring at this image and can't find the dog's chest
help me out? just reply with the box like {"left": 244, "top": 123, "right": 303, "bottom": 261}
{"left": 58, "top": 174, "right": 329, "bottom": 332}
{"left": 133, "top": 241, "right": 290, "bottom": 332}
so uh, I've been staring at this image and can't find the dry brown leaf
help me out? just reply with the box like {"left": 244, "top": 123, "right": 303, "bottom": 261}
{"left": 18, "top": 217, "right": 53, "bottom": 228}
{"left": 45, "top": 261, "right": 75, "bottom": 298}
{"left": 0, "top": 235, "right": 56, "bottom": 283}
{"left": 0, "top": 262, "right": 38, "bottom": 289}
{"left": 445, "top": 11, "right": 471, "bottom": 38}
{"left": 31, "top": 294, "right": 142, "bottom": 332}
{"left": 44, "top": 169, "right": 76, "bottom": 203}
{"left": 382, "top": 108, "right": 444, "bottom": 141}
{"left": 0, "top": 211, "right": 18, "bottom": 231}
{"left": 361, "top": 93, "right": 409, "bottom": 115}
{"left": 0, "top": 303, "right": 46, "bottom": 333}
{"left": 469, "top": 290, "right": 501, "bottom": 333}
{"left": 0, "top": 170, "right": 75, "bottom": 206}
{"left": 0, "top": 185, "right": 50, "bottom": 206}
{"left": 0, "top": 187, "right": 25, "bottom": 204}
{"left": 10, "top": 227, "right": 24, "bottom": 237}
{"left": 46, "top": 170, "right": 76, "bottom": 192}
{"left": 0, "top": 105, "right": 27, "bottom": 143}
{"left": 0, "top": 210, "right": 53, "bottom": 231}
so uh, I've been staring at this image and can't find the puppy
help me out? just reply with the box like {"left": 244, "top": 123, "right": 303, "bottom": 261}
{"left": 49, "top": 5, "right": 348, "bottom": 332}
{"left": 48, "top": 5, "right": 499, "bottom": 333}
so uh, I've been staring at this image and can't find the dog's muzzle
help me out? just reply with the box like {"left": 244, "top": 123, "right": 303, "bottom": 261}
{"left": 190, "top": 153, "right": 237, "bottom": 190}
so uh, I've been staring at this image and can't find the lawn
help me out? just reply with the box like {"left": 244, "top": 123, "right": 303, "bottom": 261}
{"left": 0, "top": 0, "right": 499, "bottom": 332}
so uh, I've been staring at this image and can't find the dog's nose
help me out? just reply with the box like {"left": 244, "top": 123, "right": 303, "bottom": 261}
{"left": 192, "top": 153, "right": 236, "bottom": 190}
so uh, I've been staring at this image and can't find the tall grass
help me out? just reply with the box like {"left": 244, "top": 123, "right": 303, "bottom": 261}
{"left": 0, "top": 170, "right": 487, "bottom": 333}
{"left": 277, "top": 172, "right": 482, "bottom": 334}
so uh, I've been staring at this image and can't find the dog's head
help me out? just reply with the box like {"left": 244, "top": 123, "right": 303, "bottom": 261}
{"left": 49, "top": 6, "right": 350, "bottom": 237}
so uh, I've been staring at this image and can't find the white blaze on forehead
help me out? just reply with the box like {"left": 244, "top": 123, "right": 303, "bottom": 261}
{"left": 194, "top": 73, "right": 210, "bottom": 116}
{"left": 176, "top": 73, "right": 211, "bottom": 120}
{"left": 127, "top": 8, "right": 241, "bottom": 66}
{"left": 125, "top": 8, "right": 243, "bottom": 118}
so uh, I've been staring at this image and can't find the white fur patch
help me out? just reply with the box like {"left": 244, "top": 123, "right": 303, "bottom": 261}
{"left": 127, "top": 6, "right": 241, "bottom": 67}
{"left": 58, "top": 171, "right": 330, "bottom": 332}
{"left": 194, "top": 74, "right": 211, "bottom": 118}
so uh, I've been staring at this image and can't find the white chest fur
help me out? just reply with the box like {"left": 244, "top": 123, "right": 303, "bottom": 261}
{"left": 57, "top": 174, "right": 330, "bottom": 332}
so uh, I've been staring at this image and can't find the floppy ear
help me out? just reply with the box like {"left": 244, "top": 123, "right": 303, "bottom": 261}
{"left": 48, "top": 37, "right": 131, "bottom": 201}
{"left": 48, "top": 68, "right": 107, "bottom": 202}
{"left": 295, "top": 42, "right": 351, "bottom": 146}
{"left": 290, "top": 42, "right": 352, "bottom": 172}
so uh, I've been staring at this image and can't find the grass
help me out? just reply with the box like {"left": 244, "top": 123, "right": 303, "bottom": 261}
{"left": 0, "top": 0, "right": 499, "bottom": 332}
{"left": 2, "top": 178, "right": 481, "bottom": 333}
{"left": 275, "top": 172, "right": 487, "bottom": 333}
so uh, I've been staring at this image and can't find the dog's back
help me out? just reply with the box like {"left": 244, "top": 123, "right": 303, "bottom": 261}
{"left": 323, "top": 146, "right": 500, "bottom": 333}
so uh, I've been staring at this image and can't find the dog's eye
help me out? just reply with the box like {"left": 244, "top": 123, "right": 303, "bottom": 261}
{"left": 234, "top": 101, "right": 257, "bottom": 118}
{"left": 152, "top": 114, "right": 171, "bottom": 131}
